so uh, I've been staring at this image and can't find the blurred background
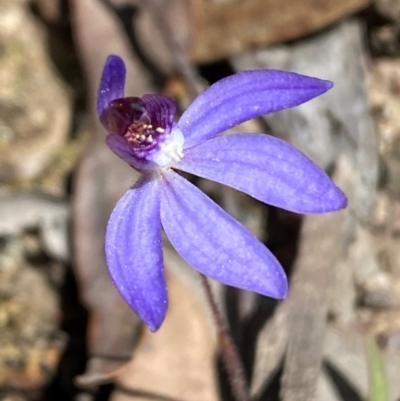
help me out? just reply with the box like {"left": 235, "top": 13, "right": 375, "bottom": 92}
{"left": 0, "top": 0, "right": 400, "bottom": 400}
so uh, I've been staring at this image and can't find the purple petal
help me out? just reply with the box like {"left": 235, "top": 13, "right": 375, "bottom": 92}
{"left": 106, "top": 134, "right": 137, "bottom": 167}
{"left": 177, "top": 134, "right": 347, "bottom": 214}
{"left": 142, "top": 94, "right": 177, "bottom": 130}
{"left": 178, "top": 70, "right": 333, "bottom": 149}
{"left": 160, "top": 171, "right": 288, "bottom": 299}
{"left": 97, "top": 55, "right": 126, "bottom": 117}
{"left": 105, "top": 177, "right": 166, "bottom": 331}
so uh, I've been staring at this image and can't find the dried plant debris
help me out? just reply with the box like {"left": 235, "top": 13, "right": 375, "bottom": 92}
{"left": 190, "top": 0, "right": 372, "bottom": 62}
{"left": 375, "top": 0, "right": 400, "bottom": 18}
{"left": 348, "top": 58, "right": 400, "bottom": 352}
{"left": 31, "top": 0, "right": 63, "bottom": 23}
{"left": 3, "top": 0, "right": 400, "bottom": 399}
{"left": 370, "top": 0, "right": 400, "bottom": 56}
{"left": 232, "top": 18, "right": 386, "bottom": 401}
{"left": 0, "top": 0, "right": 72, "bottom": 185}
{"left": 110, "top": 272, "right": 218, "bottom": 401}
{"left": 0, "top": 192, "right": 70, "bottom": 262}
{"left": 0, "top": 237, "right": 66, "bottom": 394}
{"left": 369, "top": 59, "right": 400, "bottom": 195}
{"left": 322, "top": 327, "right": 400, "bottom": 401}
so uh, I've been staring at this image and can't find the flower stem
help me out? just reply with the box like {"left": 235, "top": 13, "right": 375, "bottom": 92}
{"left": 199, "top": 273, "right": 249, "bottom": 401}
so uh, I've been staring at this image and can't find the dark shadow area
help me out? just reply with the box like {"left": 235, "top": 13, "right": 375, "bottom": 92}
{"left": 29, "top": 0, "right": 86, "bottom": 109}
{"left": 43, "top": 266, "right": 89, "bottom": 401}
{"left": 240, "top": 295, "right": 281, "bottom": 384}
{"left": 359, "top": 4, "right": 400, "bottom": 57}
{"left": 265, "top": 206, "right": 302, "bottom": 278}
{"left": 324, "top": 361, "right": 363, "bottom": 401}
{"left": 99, "top": 0, "right": 166, "bottom": 87}
{"left": 256, "top": 364, "right": 283, "bottom": 401}
{"left": 216, "top": 352, "right": 235, "bottom": 401}
{"left": 198, "top": 59, "right": 235, "bottom": 85}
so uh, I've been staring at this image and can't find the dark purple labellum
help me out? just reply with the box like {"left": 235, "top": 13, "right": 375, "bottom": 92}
{"left": 100, "top": 97, "right": 148, "bottom": 137}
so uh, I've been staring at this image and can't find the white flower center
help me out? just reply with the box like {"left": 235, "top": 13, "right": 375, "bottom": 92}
{"left": 147, "top": 125, "right": 184, "bottom": 168}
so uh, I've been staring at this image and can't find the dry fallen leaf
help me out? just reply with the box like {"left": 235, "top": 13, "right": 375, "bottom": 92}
{"left": 190, "top": 0, "right": 372, "bottom": 62}
{"left": 111, "top": 270, "right": 218, "bottom": 401}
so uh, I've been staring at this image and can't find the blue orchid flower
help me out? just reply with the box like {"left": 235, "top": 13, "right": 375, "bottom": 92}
{"left": 98, "top": 55, "right": 347, "bottom": 331}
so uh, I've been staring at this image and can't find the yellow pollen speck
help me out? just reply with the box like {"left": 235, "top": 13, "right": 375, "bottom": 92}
{"left": 147, "top": 135, "right": 153, "bottom": 143}
{"left": 147, "top": 124, "right": 153, "bottom": 129}
{"left": 156, "top": 127, "right": 165, "bottom": 133}
{"left": 139, "top": 134, "right": 146, "bottom": 141}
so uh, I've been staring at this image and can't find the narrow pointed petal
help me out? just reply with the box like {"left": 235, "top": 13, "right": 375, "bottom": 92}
{"left": 160, "top": 171, "right": 288, "bottom": 299}
{"left": 105, "top": 177, "right": 166, "bottom": 331}
{"left": 177, "top": 133, "right": 347, "bottom": 214}
{"left": 97, "top": 55, "right": 126, "bottom": 117}
{"left": 178, "top": 70, "right": 332, "bottom": 149}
